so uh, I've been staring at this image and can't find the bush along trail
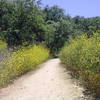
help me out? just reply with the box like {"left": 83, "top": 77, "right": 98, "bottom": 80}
{"left": 0, "top": 45, "right": 49, "bottom": 87}
{"left": 60, "top": 33, "right": 100, "bottom": 98}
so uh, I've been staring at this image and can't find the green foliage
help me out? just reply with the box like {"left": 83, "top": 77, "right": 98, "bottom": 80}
{"left": 0, "top": 45, "right": 49, "bottom": 87}
{"left": 0, "top": 0, "right": 100, "bottom": 54}
{"left": 60, "top": 33, "right": 100, "bottom": 97}
{"left": 43, "top": 5, "right": 64, "bottom": 22}
{"left": 0, "top": 0, "right": 46, "bottom": 47}
{"left": 44, "top": 6, "right": 100, "bottom": 54}
{"left": 45, "top": 18, "right": 74, "bottom": 54}
{"left": 73, "top": 16, "right": 100, "bottom": 35}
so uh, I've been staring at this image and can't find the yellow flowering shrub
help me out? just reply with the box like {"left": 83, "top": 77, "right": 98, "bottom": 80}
{"left": 0, "top": 45, "right": 49, "bottom": 87}
{"left": 0, "top": 40, "right": 7, "bottom": 49}
{"left": 60, "top": 33, "right": 100, "bottom": 97}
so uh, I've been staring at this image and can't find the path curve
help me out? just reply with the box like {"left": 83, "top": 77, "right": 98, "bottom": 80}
{"left": 0, "top": 59, "right": 91, "bottom": 100}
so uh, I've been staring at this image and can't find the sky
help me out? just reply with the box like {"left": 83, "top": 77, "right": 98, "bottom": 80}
{"left": 42, "top": 0, "right": 100, "bottom": 18}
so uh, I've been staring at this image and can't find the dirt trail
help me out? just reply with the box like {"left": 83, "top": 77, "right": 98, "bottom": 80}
{"left": 0, "top": 59, "right": 92, "bottom": 100}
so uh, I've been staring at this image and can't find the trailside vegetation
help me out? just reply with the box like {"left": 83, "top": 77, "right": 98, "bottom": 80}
{"left": 60, "top": 33, "right": 100, "bottom": 98}
{"left": 0, "top": 45, "right": 49, "bottom": 87}
{"left": 0, "top": 40, "right": 7, "bottom": 49}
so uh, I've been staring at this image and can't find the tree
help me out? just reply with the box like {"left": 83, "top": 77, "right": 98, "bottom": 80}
{"left": 43, "top": 5, "right": 64, "bottom": 22}
{"left": 0, "top": 0, "right": 46, "bottom": 47}
{"left": 73, "top": 16, "right": 100, "bottom": 36}
{"left": 45, "top": 18, "right": 74, "bottom": 53}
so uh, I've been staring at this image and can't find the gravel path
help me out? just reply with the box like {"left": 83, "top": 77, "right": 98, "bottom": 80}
{"left": 0, "top": 59, "right": 91, "bottom": 100}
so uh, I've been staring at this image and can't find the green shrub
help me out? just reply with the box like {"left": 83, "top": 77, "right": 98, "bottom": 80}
{"left": 60, "top": 33, "right": 100, "bottom": 98}
{"left": 0, "top": 45, "right": 49, "bottom": 87}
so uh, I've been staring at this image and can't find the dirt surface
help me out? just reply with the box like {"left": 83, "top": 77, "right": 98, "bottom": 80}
{"left": 0, "top": 59, "right": 92, "bottom": 100}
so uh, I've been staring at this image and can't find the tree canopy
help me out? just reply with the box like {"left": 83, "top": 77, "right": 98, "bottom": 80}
{"left": 0, "top": 0, "right": 100, "bottom": 53}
